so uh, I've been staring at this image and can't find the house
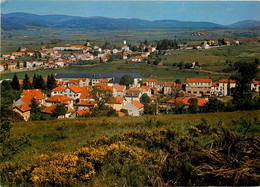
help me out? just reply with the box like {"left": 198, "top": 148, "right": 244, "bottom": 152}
{"left": 100, "top": 56, "right": 109, "bottom": 62}
{"left": 45, "top": 95, "right": 74, "bottom": 108}
{"left": 131, "top": 56, "right": 142, "bottom": 62}
{"left": 108, "top": 98, "right": 126, "bottom": 111}
{"left": 218, "top": 79, "right": 236, "bottom": 96}
{"left": 62, "top": 86, "right": 83, "bottom": 99}
{"left": 71, "top": 45, "right": 84, "bottom": 50}
{"left": 125, "top": 88, "right": 141, "bottom": 103}
{"left": 163, "top": 81, "right": 175, "bottom": 95}
{"left": 11, "top": 52, "right": 25, "bottom": 58}
{"left": 154, "top": 81, "right": 165, "bottom": 92}
{"left": 98, "top": 52, "right": 106, "bottom": 58}
{"left": 113, "top": 49, "right": 118, "bottom": 54}
{"left": 55, "top": 59, "right": 64, "bottom": 67}
{"left": 202, "top": 44, "right": 210, "bottom": 49}
{"left": 122, "top": 45, "right": 130, "bottom": 52}
{"left": 185, "top": 78, "right": 212, "bottom": 97}
{"left": 20, "top": 47, "right": 27, "bottom": 52}
{"left": 123, "top": 100, "right": 144, "bottom": 116}
{"left": 141, "top": 52, "right": 150, "bottom": 58}
{"left": 251, "top": 80, "right": 260, "bottom": 92}
{"left": 146, "top": 79, "right": 157, "bottom": 87}
{"left": 77, "top": 108, "right": 92, "bottom": 117}
{"left": 51, "top": 86, "right": 67, "bottom": 96}
{"left": 146, "top": 46, "right": 156, "bottom": 52}
{"left": 224, "top": 41, "right": 230, "bottom": 46}
{"left": 113, "top": 85, "right": 126, "bottom": 98}
{"left": 138, "top": 86, "right": 152, "bottom": 97}
{"left": 6, "top": 62, "right": 17, "bottom": 70}
{"left": 41, "top": 104, "right": 76, "bottom": 119}
{"left": 77, "top": 100, "right": 96, "bottom": 110}
{"left": 13, "top": 104, "right": 31, "bottom": 121}
{"left": 0, "top": 63, "right": 5, "bottom": 72}
{"left": 233, "top": 40, "right": 240, "bottom": 45}
{"left": 211, "top": 82, "right": 219, "bottom": 96}
{"left": 122, "top": 53, "right": 128, "bottom": 60}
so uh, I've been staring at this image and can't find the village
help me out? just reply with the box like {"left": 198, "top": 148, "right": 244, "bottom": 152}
{"left": 0, "top": 39, "right": 241, "bottom": 73}
{"left": 1, "top": 38, "right": 259, "bottom": 121}
{"left": 8, "top": 71, "right": 259, "bottom": 121}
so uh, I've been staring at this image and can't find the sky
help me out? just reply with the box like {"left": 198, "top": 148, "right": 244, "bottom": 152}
{"left": 1, "top": 0, "right": 260, "bottom": 25}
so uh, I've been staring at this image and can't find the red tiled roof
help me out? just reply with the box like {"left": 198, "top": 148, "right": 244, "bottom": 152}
{"left": 41, "top": 104, "right": 58, "bottom": 114}
{"left": 77, "top": 100, "right": 96, "bottom": 106}
{"left": 212, "top": 82, "right": 218, "bottom": 87}
{"left": 167, "top": 97, "right": 208, "bottom": 106}
{"left": 71, "top": 45, "right": 83, "bottom": 48}
{"left": 186, "top": 78, "right": 212, "bottom": 83}
{"left": 253, "top": 80, "right": 260, "bottom": 85}
{"left": 77, "top": 108, "right": 92, "bottom": 116}
{"left": 118, "top": 112, "right": 125, "bottom": 117}
{"left": 68, "top": 85, "right": 82, "bottom": 93}
{"left": 132, "top": 100, "right": 144, "bottom": 109}
{"left": 52, "top": 86, "right": 66, "bottom": 92}
{"left": 150, "top": 96, "right": 157, "bottom": 100}
{"left": 45, "top": 95, "right": 73, "bottom": 104}
{"left": 109, "top": 97, "right": 125, "bottom": 104}
{"left": 100, "top": 78, "right": 109, "bottom": 83}
{"left": 15, "top": 104, "right": 31, "bottom": 112}
{"left": 219, "top": 79, "right": 236, "bottom": 83}
{"left": 113, "top": 85, "right": 125, "bottom": 92}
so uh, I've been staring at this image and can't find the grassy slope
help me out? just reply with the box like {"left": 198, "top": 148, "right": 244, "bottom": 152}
{"left": 11, "top": 110, "right": 260, "bottom": 163}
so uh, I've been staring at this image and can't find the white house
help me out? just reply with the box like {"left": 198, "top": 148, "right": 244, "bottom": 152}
{"left": 123, "top": 100, "right": 144, "bottom": 116}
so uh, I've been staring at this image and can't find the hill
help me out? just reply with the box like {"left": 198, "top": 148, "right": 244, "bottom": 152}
{"left": 0, "top": 110, "right": 259, "bottom": 185}
{"left": 228, "top": 20, "right": 260, "bottom": 29}
{"left": 1, "top": 12, "right": 225, "bottom": 30}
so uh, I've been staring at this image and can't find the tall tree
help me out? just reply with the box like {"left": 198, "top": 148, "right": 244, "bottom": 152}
{"left": 140, "top": 93, "right": 151, "bottom": 104}
{"left": 10, "top": 74, "right": 20, "bottom": 90}
{"left": 22, "top": 74, "right": 32, "bottom": 90}
{"left": 46, "top": 74, "right": 52, "bottom": 90}
{"left": 32, "top": 74, "right": 37, "bottom": 89}
{"left": 231, "top": 61, "right": 258, "bottom": 110}
{"left": 35, "top": 75, "right": 46, "bottom": 90}
{"left": 119, "top": 74, "right": 134, "bottom": 89}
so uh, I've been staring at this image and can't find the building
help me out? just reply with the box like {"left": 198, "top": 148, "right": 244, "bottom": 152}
{"left": 218, "top": 79, "right": 236, "bottom": 96}
{"left": 125, "top": 88, "right": 141, "bottom": 103}
{"left": 113, "top": 85, "right": 126, "bottom": 98}
{"left": 13, "top": 104, "right": 31, "bottom": 121}
{"left": 185, "top": 78, "right": 212, "bottom": 97}
{"left": 123, "top": 100, "right": 144, "bottom": 116}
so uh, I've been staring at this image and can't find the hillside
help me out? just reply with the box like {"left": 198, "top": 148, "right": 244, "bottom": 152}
{"left": 2, "top": 12, "right": 224, "bottom": 30}
{"left": 0, "top": 110, "right": 259, "bottom": 185}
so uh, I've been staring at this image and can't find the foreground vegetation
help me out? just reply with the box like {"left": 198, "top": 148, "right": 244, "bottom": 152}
{"left": 1, "top": 110, "right": 259, "bottom": 185}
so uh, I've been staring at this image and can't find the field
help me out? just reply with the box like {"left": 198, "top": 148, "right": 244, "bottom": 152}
{"left": 1, "top": 110, "right": 259, "bottom": 185}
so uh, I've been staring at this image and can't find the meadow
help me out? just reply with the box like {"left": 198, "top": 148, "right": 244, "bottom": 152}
{"left": 1, "top": 110, "right": 259, "bottom": 185}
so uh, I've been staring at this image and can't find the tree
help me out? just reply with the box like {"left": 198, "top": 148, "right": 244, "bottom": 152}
{"left": 175, "top": 79, "right": 181, "bottom": 84}
{"left": 188, "top": 98, "right": 198, "bottom": 113}
{"left": 204, "top": 97, "right": 224, "bottom": 113}
{"left": 177, "top": 61, "right": 185, "bottom": 70}
{"left": 10, "top": 74, "right": 20, "bottom": 90}
{"left": 91, "top": 87, "right": 113, "bottom": 110}
{"left": 140, "top": 93, "right": 151, "bottom": 104}
{"left": 52, "top": 104, "right": 66, "bottom": 118}
{"left": 29, "top": 97, "right": 41, "bottom": 121}
{"left": 32, "top": 74, "right": 37, "bottom": 88}
{"left": 231, "top": 61, "right": 258, "bottom": 110}
{"left": 35, "top": 75, "right": 46, "bottom": 90}
{"left": 119, "top": 74, "right": 134, "bottom": 89}
{"left": 22, "top": 74, "right": 32, "bottom": 90}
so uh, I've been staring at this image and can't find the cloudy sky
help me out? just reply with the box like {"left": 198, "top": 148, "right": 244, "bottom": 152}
{"left": 1, "top": 0, "right": 260, "bottom": 25}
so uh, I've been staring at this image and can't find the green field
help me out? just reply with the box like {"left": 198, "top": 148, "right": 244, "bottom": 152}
{"left": 1, "top": 110, "right": 259, "bottom": 185}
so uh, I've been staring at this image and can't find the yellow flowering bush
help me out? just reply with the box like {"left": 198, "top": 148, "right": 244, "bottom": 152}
{"left": 30, "top": 152, "right": 95, "bottom": 185}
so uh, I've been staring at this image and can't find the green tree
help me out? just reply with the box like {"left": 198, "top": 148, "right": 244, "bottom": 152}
{"left": 204, "top": 97, "right": 224, "bottom": 113}
{"left": 11, "top": 74, "right": 20, "bottom": 90}
{"left": 231, "top": 61, "right": 258, "bottom": 110}
{"left": 22, "top": 74, "right": 32, "bottom": 90}
{"left": 52, "top": 104, "right": 66, "bottom": 118}
{"left": 175, "top": 79, "right": 181, "bottom": 84}
{"left": 32, "top": 74, "right": 37, "bottom": 88}
{"left": 119, "top": 74, "right": 134, "bottom": 89}
{"left": 188, "top": 98, "right": 198, "bottom": 113}
{"left": 140, "top": 93, "right": 151, "bottom": 104}
{"left": 35, "top": 75, "right": 46, "bottom": 90}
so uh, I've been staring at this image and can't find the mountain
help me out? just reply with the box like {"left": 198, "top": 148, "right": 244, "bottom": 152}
{"left": 228, "top": 20, "right": 260, "bottom": 29}
{"left": 1, "top": 12, "right": 259, "bottom": 30}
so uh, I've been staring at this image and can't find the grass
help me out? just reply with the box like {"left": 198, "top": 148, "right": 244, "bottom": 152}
{"left": 10, "top": 110, "right": 260, "bottom": 163}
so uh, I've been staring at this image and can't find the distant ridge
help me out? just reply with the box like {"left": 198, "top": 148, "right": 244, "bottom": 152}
{"left": 1, "top": 12, "right": 259, "bottom": 30}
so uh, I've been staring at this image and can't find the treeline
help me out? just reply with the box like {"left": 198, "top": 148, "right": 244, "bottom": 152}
{"left": 156, "top": 39, "right": 179, "bottom": 51}
{"left": 0, "top": 117, "right": 259, "bottom": 185}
